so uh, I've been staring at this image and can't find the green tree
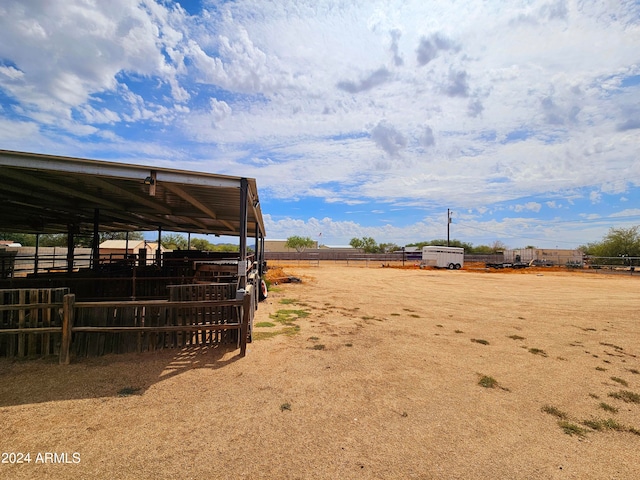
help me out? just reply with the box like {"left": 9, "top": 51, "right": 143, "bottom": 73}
{"left": 349, "top": 237, "right": 379, "bottom": 253}
{"left": 349, "top": 237, "right": 364, "bottom": 249}
{"left": 191, "top": 238, "right": 212, "bottom": 251}
{"left": 0, "top": 233, "right": 36, "bottom": 246}
{"left": 211, "top": 243, "right": 239, "bottom": 252}
{"left": 581, "top": 226, "right": 640, "bottom": 258}
{"left": 100, "top": 232, "right": 144, "bottom": 242}
{"left": 406, "top": 239, "right": 474, "bottom": 251}
{"left": 285, "top": 236, "right": 316, "bottom": 253}
{"left": 0, "top": 231, "right": 147, "bottom": 247}
{"left": 161, "top": 233, "right": 188, "bottom": 250}
{"left": 378, "top": 242, "right": 400, "bottom": 253}
{"left": 470, "top": 244, "right": 495, "bottom": 254}
{"left": 39, "top": 234, "right": 68, "bottom": 247}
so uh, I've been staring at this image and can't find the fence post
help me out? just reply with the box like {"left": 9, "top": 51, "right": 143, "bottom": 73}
{"left": 239, "top": 292, "right": 251, "bottom": 357}
{"left": 59, "top": 293, "right": 75, "bottom": 365}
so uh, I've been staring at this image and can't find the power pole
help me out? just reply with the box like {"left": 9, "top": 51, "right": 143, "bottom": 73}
{"left": 447, "top": 209, "right": 451, "bottom": 246}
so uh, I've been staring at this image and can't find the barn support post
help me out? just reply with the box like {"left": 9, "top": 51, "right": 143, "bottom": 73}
{"left": 254, "top": 222, "right": 261, "bottom": 274}
{"left": 157, "top": 227, "right": 162, "bottom": 267}
{"left": 260, "top": 235, "right": 265, "bottom": 274}
{"left": 92, "top": 208, "right": 100, "bottom": 271}
{"left": 59, "top": 293, "right": 75, "bottom": 365}
{"left": 253, "top": 222, "right": 261, "bottom": 306}
{"left": 34, "top": 233, "right": 40, "bottom": 275}
{"left": 238, "top": 178, "right": 248, "bottom": 291}
{"left": 66, "top": 225, "right": 75, "bottom": 274}
{"left": 239, "top": 290, "right": 251, "bottom": 357}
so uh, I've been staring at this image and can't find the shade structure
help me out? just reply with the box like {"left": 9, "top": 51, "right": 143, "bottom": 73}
{"left": 0, "top": 149, "right": 265, "bottom": 238}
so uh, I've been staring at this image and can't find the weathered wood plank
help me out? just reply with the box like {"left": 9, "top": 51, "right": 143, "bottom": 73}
{"left": 42, "top": 289, "right": 51, "bottom": 355}
{"left": 71, "top": 324, "right": 242, "bottom": 333}
{"left": 59, "top": 294, "right": 74, "bottom": 365}
{"left": 28, "top": 289, "right": 38, "bottom": 356}
{"left": 74, "top": 299, "right": 243, "bottom": 309}
{"left": 18, "top": 290, "right": 26, "bottom": 357}
{"left": 240, "top": 289, "right": 252, "bottom": 357}
{"left": 0, "top": 302, "right": 64, "bottom": 311}
{"left": 0, "top": 327, "right": 63, "bottom": 335}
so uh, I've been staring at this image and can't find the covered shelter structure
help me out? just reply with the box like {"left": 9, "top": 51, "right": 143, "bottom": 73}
{"left": 0, "top": 149, "right": 267, "bottom": 363}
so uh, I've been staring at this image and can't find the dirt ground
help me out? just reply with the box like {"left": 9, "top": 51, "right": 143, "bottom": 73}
{"left": 1, "top": 264, "right": 639, "bottom": 479}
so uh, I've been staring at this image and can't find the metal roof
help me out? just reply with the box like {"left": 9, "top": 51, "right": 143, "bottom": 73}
{"left": 0, "top": 149, "right": 265, "bottom": 238}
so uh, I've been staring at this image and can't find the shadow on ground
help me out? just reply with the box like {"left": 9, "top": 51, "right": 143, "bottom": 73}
{"left": 0, "top": 343, "right": 240, "bottom": 407}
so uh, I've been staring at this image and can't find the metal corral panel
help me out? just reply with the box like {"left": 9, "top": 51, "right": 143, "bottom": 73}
{"left": 504, "top": 248, "right": 583, "bottom": 265}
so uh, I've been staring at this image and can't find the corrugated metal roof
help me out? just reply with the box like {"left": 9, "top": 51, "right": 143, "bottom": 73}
{"left": 0, "top": 149, "right": 265, "bottom": 238}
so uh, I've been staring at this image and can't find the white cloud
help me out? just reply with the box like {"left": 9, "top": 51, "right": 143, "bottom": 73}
{"left": 609, "top": 208, "right": 640, "bottom": 219}
{"left": 0, "top": 65, "right": 24, "bottom": 80}
{"left": 370, "top": 121, "right": 407, "bottom": 157}
{"left": 209, "top": 98, "right": 232, "bottom": 123}
{"left": 513, "top": 202, "right": 542, "bottom": 213}
{"left": 589, "top": 191, "right": 602, "bottom": 204}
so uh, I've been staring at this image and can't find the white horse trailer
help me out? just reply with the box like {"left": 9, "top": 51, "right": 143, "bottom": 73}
{"left": 421, "top": 246, "right": 464, "bottom": 269}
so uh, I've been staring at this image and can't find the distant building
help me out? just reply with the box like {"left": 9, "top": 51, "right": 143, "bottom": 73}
{"left": 264, "top": 239, "right": 319, "bottom": 252}
{"left": 0, "top": 240, "right": 22, "bottom": 247}
{"left": 99, "top": 240, "right": 166, "bottom": 264}
{"left": 503, "top": 248, "right": 583, "bottom": 266}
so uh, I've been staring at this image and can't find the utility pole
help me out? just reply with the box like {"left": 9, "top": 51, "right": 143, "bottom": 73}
{"left": 447, "top": 209, "right": 451, "bottom": 246}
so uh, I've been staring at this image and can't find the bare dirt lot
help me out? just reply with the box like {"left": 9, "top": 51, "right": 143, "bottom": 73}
{"left": 1, "top": 265, "right": 639, "bottom": 479}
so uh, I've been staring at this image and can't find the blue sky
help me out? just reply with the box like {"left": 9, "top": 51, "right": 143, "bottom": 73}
{"left": 1, "top": 0, "right": 639, "bottom": 248}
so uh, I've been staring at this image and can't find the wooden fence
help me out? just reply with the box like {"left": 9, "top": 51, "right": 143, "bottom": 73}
{"left": 0, "top": 284, "right": 254, "bottom": 363}
{"left": 0, "top": 287, "right": 69, "bottom": 357}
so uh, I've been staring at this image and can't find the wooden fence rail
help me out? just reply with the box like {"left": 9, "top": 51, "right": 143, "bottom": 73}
{"left": 0, "top": 287, "right": 69, "bottom": 357}
{"left": 1, "top": 285, "right": 254, "bottom": 364}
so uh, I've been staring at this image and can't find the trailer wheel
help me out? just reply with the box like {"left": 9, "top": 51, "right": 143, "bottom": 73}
{"left": 448, "top": 263, "right": 455, "bottom": 270}
{"left": 259, "top": 279, "right": 268, "bottom": 301}
{"left": 455, "top": 263, "right": 461, "bottom": 270}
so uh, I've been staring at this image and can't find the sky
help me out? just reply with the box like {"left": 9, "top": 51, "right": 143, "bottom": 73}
{"left": 1, "top": 0, "right": 639, "bottom": 249}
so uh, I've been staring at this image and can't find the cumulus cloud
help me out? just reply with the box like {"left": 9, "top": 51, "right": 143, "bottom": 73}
{"left": 389, "top": 29, "right": 404, "bottom": 67}
{"left": 610, "top": 208, "right": 640, "bottom": 218}
{"left": 209, "top": 98, "right": 231, "bottom": 123}
{"left": 416, "top": 33, "right": 457, "bottom": 66}
{"left": 443, "top": 69, "right": 470, "bottom": 97}
{"left": 419, "top": 125, "right": 435, "bottom": 147}
{"left": 509, "top": 0, "right": 569, "bottom": 25}
{"left": 617, "top": 119, "right": 640, "bottom": 131}
{"left": 540, "top": 94, "right": 580, "bottom": 125}
{"left": 371, "top": 121, "right": 407, "bottom": 157}
{"left": 0, "top": 65, "right": 24, "bottom": 81}
{"left": 467, "top": 98, "right": 484, "bottom": 117}
{"left": 336, "top": 67, "right": 392, "bottom": 93}
{"left": 513, "top": 202, "right": 542, "bottom": 213}
{"left": 0, "top": 0, "right": 189, "bottom": 125}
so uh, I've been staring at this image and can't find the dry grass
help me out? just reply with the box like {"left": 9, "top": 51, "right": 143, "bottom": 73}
{"left": 2, "top": 265, "right": 640, "bottom": 479}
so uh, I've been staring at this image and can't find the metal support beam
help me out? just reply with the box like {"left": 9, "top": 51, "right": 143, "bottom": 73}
{"left": 254, "top": 222, "right": 260, "bottom": 274}
{"left": 66, "top": 225, "right": 75, "bottom": 273}
{"left": 239, "top": 178, "right": 248, "bottom": 291}
{"left": 157, "top": 227, "right": 162, "bottom": 267}
{"left": 34, "top": 233, "right": 40, "bottom": 276}
{"left": 92, "top": 208, "right": 100, "bottom": 271}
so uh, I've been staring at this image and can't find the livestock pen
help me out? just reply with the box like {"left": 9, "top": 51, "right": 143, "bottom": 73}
{"left": 0, "top": 149, "right": 266, "bottom": 363}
